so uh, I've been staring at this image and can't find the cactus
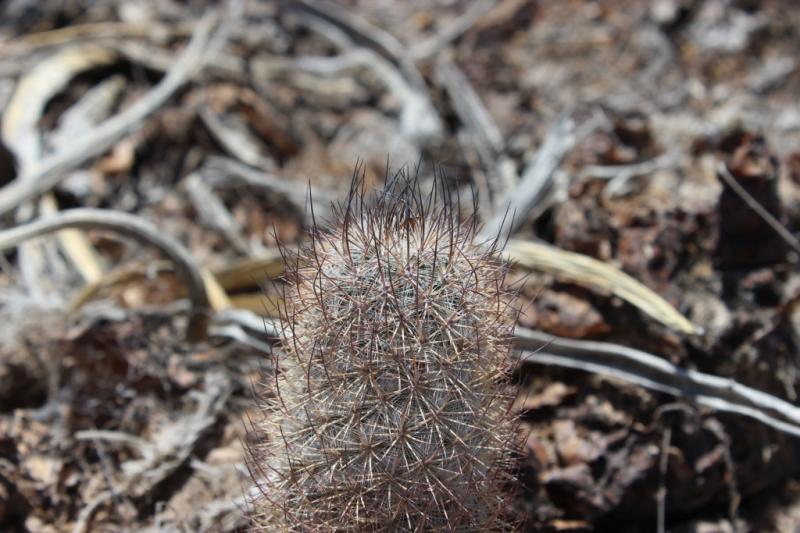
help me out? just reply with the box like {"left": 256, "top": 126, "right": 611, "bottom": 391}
{"left": 252, "top": 168, "right": 519, "bottom": 531}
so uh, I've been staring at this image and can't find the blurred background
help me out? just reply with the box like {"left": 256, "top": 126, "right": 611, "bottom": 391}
{"left": 3, "top": 0, "right": 800, "bottom": 531}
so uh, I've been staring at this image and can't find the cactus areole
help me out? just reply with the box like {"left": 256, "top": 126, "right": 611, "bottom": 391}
{"left": 253, "top": 168, "right": 519, "bottom": 531}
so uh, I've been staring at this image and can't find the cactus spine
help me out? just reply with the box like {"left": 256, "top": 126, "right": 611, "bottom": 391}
{"left": 253, "top": 170, "right": 519, "bottom": 531}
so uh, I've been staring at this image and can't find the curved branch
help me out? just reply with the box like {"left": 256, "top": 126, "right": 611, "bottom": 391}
{"left": 0, "top": 14, "right": 218, "bottom": 218}
{"left": 0, "top": 209, "right": 210, "bottom": 340}
{"left": 516, "top": 327, "right": 800, "bottom": 438}
{"left": 505, "top": 238, "right": 701, "bottom": 335}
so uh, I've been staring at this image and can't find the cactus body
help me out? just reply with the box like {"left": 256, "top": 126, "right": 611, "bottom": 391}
{"left": 254, "top": 171, "right": 518, "bottom": 531}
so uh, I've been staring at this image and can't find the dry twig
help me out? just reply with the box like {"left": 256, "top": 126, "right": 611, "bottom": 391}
{"left": 435, "top": 55, "right": 517, "bottom": 207}
{"left": 284, "top": 0, "right": 443, "bottom": 145}
{"left": 506, "top": 238, "right": 700, "bottom": 335}
{"left": 482, "top": 112, "right": 578, "bottom": 240}
{"left": 202, "top": 156, "right": 337, "bottom": 220}
{"left": 0, "top": 209, "right": 211, "bottom": 339}
{"left": 0, "top": 14, "right": 220, "bottom": 218}
{"left": 184, "top": 172, "right": 252, "bottom": 256}
{"left": 717, "top": 161, "right": 800, "bottom": 255}
{"left": 516, "top": 327, "right": 800, "bottom": 438}
{"left": 410, "top": 0, "right": 497, "bottom": 61}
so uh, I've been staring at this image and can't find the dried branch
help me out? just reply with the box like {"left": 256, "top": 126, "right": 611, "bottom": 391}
{"left": 656, "top": 426, "right": 671, "bottom": 533}
{"left": 717, "top": 161, "right": 800, "bottom": 255}
{"left": 202, "top": 156, "right": 337, "bottom": 224}
{"left": 435, "top": 55, "right": 516, "bottom": 207}
{"left": 119, "top": 371, "right": 231, "bottom": 494}
{"left": 70, "top": 490, "right": 113, "bottom": 533}
{"left": 283, "top": 0, "right": 443, "bottom": 145}
{"left": 67, "top": 260, "right": 171, "bottom": 310}
{"left": 481, "top": 112, "right": 577, "bottom": 240}
{"left": 0, "top": 209, "right": 211, "bottom": 340}
{"left": 72, "top": 372, "right": 232, "bottom": 532}
{"left": 203, "top": 233, "right": 700, "bottom": 337}
{"left": 199, "top": 108, "right": 277, "bottom": 171}
{"left": 2, "top": 44, "right": 118, "bottom": 298}
{"left": 215, "top": 308, "right": 281, "bottom": 339}
{"left": 0, "top": 14, "right": 220, "bottom": 218}
{"left": 2, "top": 45, "right": 118, "bottom": 167}
{"left": 410, "top": 0, "right": 497, "bottom": 61}
{"left": 260, "top": 48, "right": 442, "bottom": 146}
{"left": 184, "top": 172, "right": 252, "bottom": 256}
{"left": 284, "top": 0, "right": 424, "bottom": 88}
{"left": 0, "top": 21, "right": 190, "bottom": 56}
{"left": 506, "top": 238, "right": 700, "bottom": 335}
{"left": 515, "top": 327, "right": 800, "bottom": 438}
{"left": 211, "top": 250, "right": 285, "bottom": 292}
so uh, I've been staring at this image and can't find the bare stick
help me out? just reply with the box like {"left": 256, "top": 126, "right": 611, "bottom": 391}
{"left": 199, "top": 108, "right": 276, "bottom": 171}
{"left": 410, "top": 0, "right": 497, "bottom": 61}
{"left": 0, "top": 14, "right": 219, "bottom": 219}
{"left": 717, "top": 161, "right": 800, "bottom": 255}
{"left": 0, "top": 22, "right": 191, "bottom": 56}
{"left": 284, "top": 0, "right": 443, "bottom": 145}
{"left": 284, "top": 0, "right": 424, "bottom": 88}
{"left": 506, "top": 238, "right": 700, "bottom": 335}
{"left": 202, "top": 156, "right": 337, "bottom": 224}
{"left": 435, "top": 55, "right": 516, "bottom": 205}
{"left": 184, "top": 172, "right": 252, "bottom": 255}
{"left": 703, "top": 419, "right": 741, "bottom": 528}
{"left": 216, "top": 308, "right": 281, "bottom": 339}
{"left": 481, "top": 112, "right": 577, "bottom": 240}
{"left": 436, "top": 56, "right": 505, "bottom": 156}
{"left": 656, "top": 427, "right": 671, "bottom": 533}
{"left": 75, "top": 430, "right": 154, "bottom": 458}
{"left": 0, "top": 209, "right": 210, "bottom": 340}
{"left": 516, "top": 327, "right": 800, "bottom": 438}
{"left": 70, "top": 490, "right": 113, "bottom": 533}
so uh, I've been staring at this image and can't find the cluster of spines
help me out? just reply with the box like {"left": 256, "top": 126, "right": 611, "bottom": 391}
{"left": 251, "top": 166, "right": 520, "bottom": 531}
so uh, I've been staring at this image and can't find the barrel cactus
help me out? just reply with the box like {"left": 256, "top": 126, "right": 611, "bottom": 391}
{"left": 252, "top": 169, "right": 520, "bottom": 531}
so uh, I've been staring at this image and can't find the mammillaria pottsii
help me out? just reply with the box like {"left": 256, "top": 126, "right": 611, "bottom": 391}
{"left": 252, "top": 170, "right": 520, "bottom": 531}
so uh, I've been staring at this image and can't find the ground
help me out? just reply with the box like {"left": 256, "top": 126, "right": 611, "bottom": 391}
{"left": 2, "top": 0, "right": 800, "bottom": 531}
